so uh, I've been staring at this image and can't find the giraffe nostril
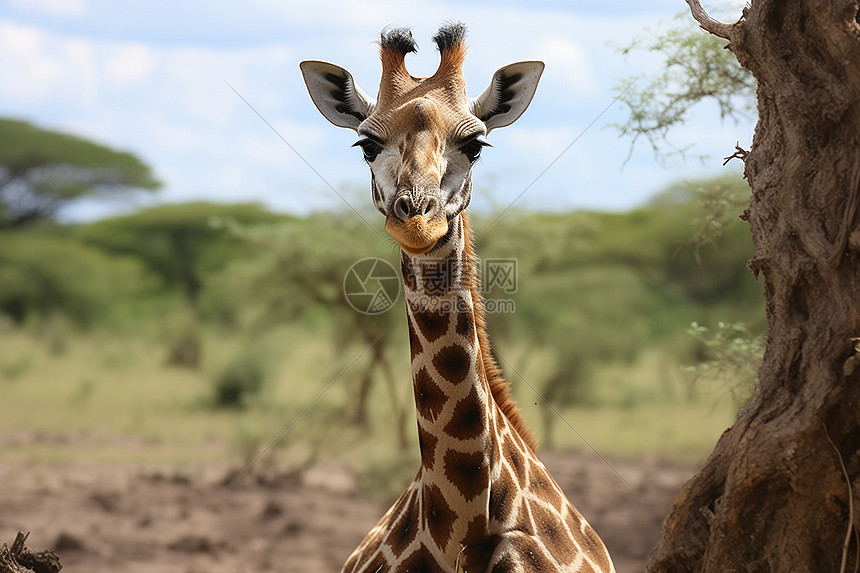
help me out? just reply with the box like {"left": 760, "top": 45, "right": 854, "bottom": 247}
{"left": 394, "top": 196, "right": 412, "bottom": 221}
{"left": 422, "top": 197, "right": 440, "bottom": 218}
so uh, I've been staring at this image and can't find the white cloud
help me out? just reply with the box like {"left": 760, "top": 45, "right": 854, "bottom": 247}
{"left": 104, "top": 44, "right": 154, "bottom": 88}
{"left": 536, "top": 36, "right": 595, "bottom": 95}
{"left": 0, "top": 21, "right": 65, "bottom": 101}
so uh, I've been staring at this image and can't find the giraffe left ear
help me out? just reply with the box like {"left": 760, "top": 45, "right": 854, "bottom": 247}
{"left": 300, "top": 60, "right": 376, "bottom": 130}
{"left": 471, "top": 61, "right": 544, "bottom": 132}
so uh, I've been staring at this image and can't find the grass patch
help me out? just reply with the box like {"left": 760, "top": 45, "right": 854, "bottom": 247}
{"left": 0, "top": 326, "right": 737, "bottom": 476}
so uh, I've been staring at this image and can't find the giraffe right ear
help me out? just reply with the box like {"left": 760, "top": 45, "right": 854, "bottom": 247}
{"left": 300, "top": 60, "right": 376, "bottom": 130}
{"left": 471, "top": 61, "right": 544, "bottom": 133}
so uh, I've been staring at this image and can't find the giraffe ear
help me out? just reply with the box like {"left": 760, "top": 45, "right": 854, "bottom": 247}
{"left": 471, "top": 61, "right": 544, "bottom": 133}
{"left": 300, "top": 60, "right": 376, "bottom": 130}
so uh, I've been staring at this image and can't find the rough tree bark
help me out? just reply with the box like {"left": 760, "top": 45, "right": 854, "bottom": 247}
{"left": 649, "top": 1, "right": 860, "bottom": 571}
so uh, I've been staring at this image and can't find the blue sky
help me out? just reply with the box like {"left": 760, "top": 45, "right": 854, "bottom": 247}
{"left": 0, "top": 0, "right": 751, "bottom": 222}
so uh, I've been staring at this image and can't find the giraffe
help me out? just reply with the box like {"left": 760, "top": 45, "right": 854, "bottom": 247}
{"left": 300, "top": 23, "right": 615, "bottom": 573}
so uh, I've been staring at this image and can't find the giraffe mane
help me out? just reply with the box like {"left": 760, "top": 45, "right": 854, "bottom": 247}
{"left": 461, "top": 210, "right": 538, "bottom": 452}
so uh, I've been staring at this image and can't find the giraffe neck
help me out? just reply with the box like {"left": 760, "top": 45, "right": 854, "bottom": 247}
{"left": 344, "top": 211, "right": 616, "bottom": 572}
{"left": 399, "top": 211, "right": 509, "bottom": 560}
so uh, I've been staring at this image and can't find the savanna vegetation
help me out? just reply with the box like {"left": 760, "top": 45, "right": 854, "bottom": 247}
{"left": 0, "top": 119, "right": 159, "bottom": 229}
{"left": 0, "top": 136, "right": 763, "bottom": 491}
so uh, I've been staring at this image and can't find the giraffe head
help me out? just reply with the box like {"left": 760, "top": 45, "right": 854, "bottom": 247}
{"left": 300, "top": 23, "right": 543, "bottom": 254}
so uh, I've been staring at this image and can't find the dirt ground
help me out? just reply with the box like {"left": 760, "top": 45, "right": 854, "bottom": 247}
{"left": 0, "top": 450, "right": 694, "bottom": 573}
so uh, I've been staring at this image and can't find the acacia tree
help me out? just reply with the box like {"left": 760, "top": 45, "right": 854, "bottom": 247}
{"left": 0, "top": 118, "right": 159, "bottom": 227}
{"left": 645, "top": 1, "right": 860, "bottom": 571}
{"left": 79, "top": 202, "right": 283, "bottom": 308}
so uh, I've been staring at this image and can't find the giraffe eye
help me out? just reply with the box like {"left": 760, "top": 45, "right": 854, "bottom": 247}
{"left": 353, "top": 137, "right": 382, "bottom": 162}
{"left": 461, "top": 135, "right": 490, "bottom": 163}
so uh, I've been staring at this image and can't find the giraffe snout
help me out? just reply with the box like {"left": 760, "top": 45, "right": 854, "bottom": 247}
{"left": 391, "top": 191, "right": 441, "bottom": 222}
{"left": 384, "top": 190, "right": 449, "bottom": 255}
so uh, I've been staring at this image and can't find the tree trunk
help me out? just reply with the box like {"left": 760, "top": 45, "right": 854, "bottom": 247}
{"left": 649, "top": 1, "right": 860, "bottom": 571}
{"left": 352, "top": 362, "right": 374, "bottom": 427}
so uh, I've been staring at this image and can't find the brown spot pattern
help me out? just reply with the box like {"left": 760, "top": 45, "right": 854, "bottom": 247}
{"left": 489, "top": 465, "right": 516, "bottom": 524}
{"left": 455, "top": 304, "right": 473, "bottom": 336}
{"left": 527, "top": 462, "right": 556, "bottom": 501}
{"left": 432, "top": 344, "right": 470, "bottom": 384}
{"left": 443, "top": 449, "right": 488, "bottom": 501}
{"left": 400, "top": 543, "right": 446, "bottom": 573}
{"left": 519, "top": 537, "right": 555, "bottom": 570}
{"left": 565, "top": 504, "right": 583, "bottom": 532}
{"left": 352, "top": 550, "right": 386, "bottom": 573}
{"left": 411, "top": 306, "right": 450, "bottom": 343}
{"left": 384, "top": 487, "right": 415, "bottom": 528}
{"left": 461, "top": 514, "right": 488, "bottom": 546}
{"left": 540, "top": 482, "right": 566, "bottom": 512}
{"left": 442, "top": 385, "right": 486, "bottom": 441}
{"left": 515, "top": 497, "right": 535, "bottom": 536}
{"left": 530, "top": 502, "right": 576, "bottom": 565}
{"left": 490, "top": 553, "right": 517, "bottom": 573}
{"left": 582, "top": 525, "right": 611, "bottom": 572}
{"left": 408, "top": 315, "right": 423, "bottom": 361}
{"left": 422, "top": 483, "right": 456, "bottom": 552}
{"left": 388, "top": 490, "right": 419, "bottom": 557}
{"left": 401, "top": 250, "right": 416, "bottom": 291}
{"left": 417, "top": 424, "right": 438, "bottom": 470}
{"left": 462, "top": 529, "right": 499, "bottom": 572}
{"left": 504, "top": 439, "right": 529, "bottom": 485}
{"left": 413, "top": 367, "right": 447, "bottom": 422}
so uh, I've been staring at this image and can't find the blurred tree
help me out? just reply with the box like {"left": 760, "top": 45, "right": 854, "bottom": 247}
{"left": 536, "top": 347, "right": 589, "bottom": 450}
{"left": 0, "top": 119, "right": 160, "bottom": 227}
{"left": 685, "top": 321, "right": 764, "bottom": 407}
{"left": 0, "top": 230, "right": 154, "bottom": 326}
{"left": 78, "top": 202, "right": 284, "bottom": 309}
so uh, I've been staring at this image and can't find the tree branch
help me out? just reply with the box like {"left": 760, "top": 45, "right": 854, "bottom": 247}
{"left": 685, "top": 0, "right": 735, "bottom": 40}
{"left": 723, "top": 142, "right": 749, "bottom": 166}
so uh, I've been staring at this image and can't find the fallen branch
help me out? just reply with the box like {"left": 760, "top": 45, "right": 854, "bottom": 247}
{"left": 0, "top": 532, "right": 62, "bottom": 573}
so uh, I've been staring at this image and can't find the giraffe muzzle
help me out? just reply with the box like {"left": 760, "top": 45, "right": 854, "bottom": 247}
{"left": 385, "top": 191, "right": 449, "bottom": 254}
{"left": 392, "top": 193, "right": 441, "bottom": 222}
